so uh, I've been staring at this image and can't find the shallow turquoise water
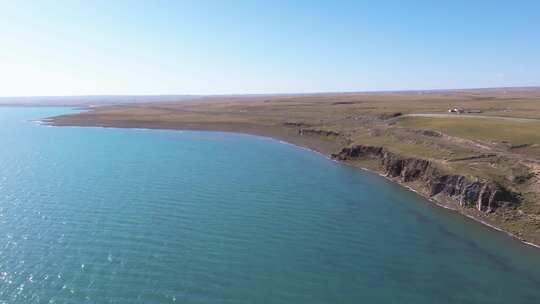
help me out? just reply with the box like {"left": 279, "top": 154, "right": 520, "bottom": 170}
{"left": 1, "top": 107, "right": 540, "bottom": 303}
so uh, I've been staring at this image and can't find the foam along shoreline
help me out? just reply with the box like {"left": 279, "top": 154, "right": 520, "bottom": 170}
{"left": 43, "top": 117, "right": 540, "bottom": 250}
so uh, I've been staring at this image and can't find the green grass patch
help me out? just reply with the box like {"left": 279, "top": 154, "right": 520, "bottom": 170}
{"left": 398, "top": 117, "right": 540, "bottom": 145}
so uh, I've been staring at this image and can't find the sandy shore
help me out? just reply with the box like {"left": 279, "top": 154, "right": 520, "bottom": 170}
{"left": 49, "top": 117, "right": 346, "bottom": 156}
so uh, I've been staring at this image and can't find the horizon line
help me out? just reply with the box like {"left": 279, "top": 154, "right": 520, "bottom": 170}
{"left": 1, "top": 85, "right": 540, "bottom": 99}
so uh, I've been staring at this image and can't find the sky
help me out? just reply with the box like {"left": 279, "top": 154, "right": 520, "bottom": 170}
{"left": 0, "top": 0, "right": 539, "bottom": 96}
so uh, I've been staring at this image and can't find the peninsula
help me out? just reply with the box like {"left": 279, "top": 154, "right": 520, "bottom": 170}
{"left": 48, "top": 87, "right": 540, "bottom": 246}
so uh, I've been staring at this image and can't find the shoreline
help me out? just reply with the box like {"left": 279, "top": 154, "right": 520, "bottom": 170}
{"left": 348, "top": 161, "right": 540, "bottom": 250}
{"left": 42, "top": 118, "right": 540, "bottom": 250}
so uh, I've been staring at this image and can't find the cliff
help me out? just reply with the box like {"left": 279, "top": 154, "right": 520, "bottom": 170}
{"left": 332, "top": 145, "right": 520, "bottom": 213}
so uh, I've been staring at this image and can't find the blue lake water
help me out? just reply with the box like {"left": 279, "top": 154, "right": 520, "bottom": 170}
{"left": 1, "top": 107, "right": 540, "bottom": 303}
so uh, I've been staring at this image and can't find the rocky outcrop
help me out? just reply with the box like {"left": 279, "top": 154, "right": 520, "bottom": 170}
{"left": 332, "top": 145, "right": 519, "bottom": 212}
{"left": 332, "top": 145, "right": 384, "bottom": 159}
{"left": 283, "top": 121, "right": 310, "bottom": 128}
{"left": 428, "top": 175, "right": 518, "bottom": 212}
{"left": 447, "top": 154, "right": 496, "bottom": 162}
{"left": 298, "top": 128, "right": 340, "bottom": 137}
{"left": 378, "top": 112, "right": 403, "bottom": 120}
{"left": 418, "top": 129, "right": 443, "bottom": 137}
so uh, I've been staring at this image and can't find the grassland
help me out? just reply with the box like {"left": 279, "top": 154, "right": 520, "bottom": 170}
{"left": 398, "top": 116, "right": 540, "bottom": 146}
{"left": 48, "top": 87, "right": 540, "bottom": 245}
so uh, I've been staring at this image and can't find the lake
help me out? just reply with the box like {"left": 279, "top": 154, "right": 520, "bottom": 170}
{"left": 1, "top": 107, "right": 540, "bottom": 303}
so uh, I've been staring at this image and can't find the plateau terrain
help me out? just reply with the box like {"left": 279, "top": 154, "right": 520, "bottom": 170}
{"left": 48, "top": 87, "right": 540, "bottom": 245}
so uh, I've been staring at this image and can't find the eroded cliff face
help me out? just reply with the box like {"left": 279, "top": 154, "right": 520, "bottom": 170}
{"left": 332, "top": 145, "right": 519, "bottom": 212}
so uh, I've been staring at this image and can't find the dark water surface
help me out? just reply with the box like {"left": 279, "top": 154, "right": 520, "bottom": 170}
{"left": 1, "top": 107, "right": 540, "bottom": 303}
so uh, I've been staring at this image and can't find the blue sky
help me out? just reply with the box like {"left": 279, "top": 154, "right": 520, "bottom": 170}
{"left": 0, "top": 0, "right": 539, "bottom": 96}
